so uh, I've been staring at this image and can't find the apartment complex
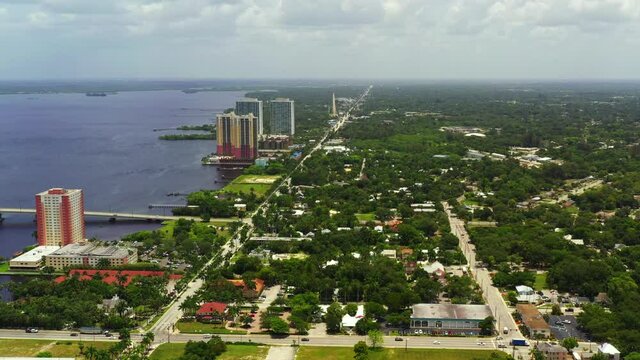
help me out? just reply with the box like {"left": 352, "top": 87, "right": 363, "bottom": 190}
{"left": 216, "top": 112, "right": 259, "bottom": 161}
{"left": 35, "top": 188, "right": 85, "bottom": 247}
{"left": 235, "top": 98, "right": 264, "bottom": 135}
{"left": 45, "top": 242, "right": 137, "bottom": 270}
{"left": 269, "top": 98, "right": 295, "bottom": 135}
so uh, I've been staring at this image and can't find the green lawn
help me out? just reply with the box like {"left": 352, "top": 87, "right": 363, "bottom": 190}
{"left": 355, "top": 213, "right": 376, "bottom": 222}
{"left": 176, "top": 321, "right": 247, "bottom": 334}
{"left": 534, "top": 272, "right": 548, "bottom": 290}
{"left": 296, "top": 347, "right": 509, "bottom": 360}
{"left": 0, "top": 262, "right": 9, "bottom": 272}
{"left": 221, "top": 175, "right": 281, "bottom": 196}
{"left": 150, "top": 343, "right": 268, "bottom": 360}
{"left": 0, "top": 339, "right": 112, "bottom": 358}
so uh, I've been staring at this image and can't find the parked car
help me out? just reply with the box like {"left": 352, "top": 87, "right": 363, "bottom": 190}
{"left": 563, "top": 320, "right": 572, "bottom": 324}
{"left": 395, "top": 337, "right": 403, "bottom": 341}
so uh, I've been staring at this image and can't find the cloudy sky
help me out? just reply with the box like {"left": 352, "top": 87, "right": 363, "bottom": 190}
{"left": 1, "top": 0, "right": 639, "bottom": 80}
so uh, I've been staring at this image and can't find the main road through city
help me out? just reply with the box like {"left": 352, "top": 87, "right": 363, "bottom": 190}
{"left": 443, "top": 202, "right": 531, "bottom": 358}
{"left": 148, "top": 85, "right": 373, "bottom": 343}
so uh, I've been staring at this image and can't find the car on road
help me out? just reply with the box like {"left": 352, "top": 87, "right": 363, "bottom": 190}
{"left": 25, "top": 328, "right": 39, "bottom": 333}
{"left": 477, "top": 341, "right": 485, "bottom": 346}
{"left": 433, "top": 340, "right": 441, "bottom": 345}
{"left": 70, "top": 333, "right": 79, "bottom": 337}
{"left": 498, "top": 344, "right": 507, "bottom": 348}
{"left": 203, "top": 334, "right": 212, "bottom": 339}
{"left": 301, "top": 338, "right": 310, "bottom": 342}
{"left": 496, "top": 336, "right": 503, "bottom": 340}
{"left": 395, "top": 337, "right": 403, "bottom": 341}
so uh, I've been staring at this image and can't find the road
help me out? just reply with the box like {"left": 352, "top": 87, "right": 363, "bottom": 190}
{"left": 442, "top": 202, "right": 530, "bottom": 358}
{"left": 147, "top": 85, "right": 372, "bottom": 344}
{"left": 0, "top": 329, "right": 496, "bottom": 350}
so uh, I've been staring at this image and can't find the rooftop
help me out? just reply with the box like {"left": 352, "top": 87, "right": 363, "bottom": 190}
{"left": 49, "top": 242, "right": 132, "bottom": 258}
{"left": 11, "top": 246, "right": 60, "bottom": 262}
{"left": 411, "top": 304, "right": 492, "bottom": 320}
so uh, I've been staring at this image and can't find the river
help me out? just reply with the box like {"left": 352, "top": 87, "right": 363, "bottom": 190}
{"left": 0, "top": 89, "right": 244, "bottom": 263}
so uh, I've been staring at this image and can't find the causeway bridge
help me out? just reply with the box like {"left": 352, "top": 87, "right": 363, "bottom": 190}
{"left": 0, "top": 207, "right": 207, "bottom": 223}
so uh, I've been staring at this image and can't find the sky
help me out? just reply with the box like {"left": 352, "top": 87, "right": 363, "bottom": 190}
{"left": 1, "top": 0, "right": 639, "bottom": 80}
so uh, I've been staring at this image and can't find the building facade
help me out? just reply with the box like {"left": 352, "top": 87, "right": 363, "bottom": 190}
{"left": 517, "top": 303, "right": 550, "bottom": 338}
{"left": 45, "top": 242, "right": 137, "bottom": 270}
{"left": 9, "top": 246, "right": 60, "bottom": 270}
{"left": 410, "top": 304, "right": 492, "bottom": 335}
{"left": 35, "top": 188, "right": 85, "bottom": 247}
{"left": 269, "top": 98, "right": 295, "bottom": 135}
{"left": 235, "top": 98, "right": 264, "bottom": 135}
{"left": 216, "top": 112, "right": 259, "bottom": 161}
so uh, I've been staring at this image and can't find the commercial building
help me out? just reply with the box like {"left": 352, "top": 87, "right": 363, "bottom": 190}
{"left": 9, "top": 246, "right": 60, "bottom": 270}
{"left": 235, "top": 98, "right": 264, "bottom": 135}
{"left": 409, "top": 304, "right": 492, "bottom": 335}
{"left": 45, "top": 242, "right": 137, "bottom": 270}
{"left": 598, "top": 343, "right": 621, "bottom": 360}
{"left": 216, "top": 112, "right": 259, "bottom": 161}
{"left": 35, "top": 188, "right": 85, "bottom": 247}
{"left": 269, "top": 98, "right": 295, "bottom": 135}
{"left": 516, "top": 303, "right": 550, "bottom": 338}
{"left": 536, "top": 342, "right": 570, "bottom": 360}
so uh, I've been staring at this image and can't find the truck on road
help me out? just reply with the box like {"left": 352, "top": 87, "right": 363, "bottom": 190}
{"left": 511, "top": 338, "right": 528, "bottom": 346}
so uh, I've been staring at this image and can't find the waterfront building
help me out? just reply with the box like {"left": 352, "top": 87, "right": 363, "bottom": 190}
{"left": 235, "top": 98, "right": 264, "bottom": 135}
{"left": 216, "top": 112, "right": 259, "bottom": 161}
{"left": 269, "top": 98, "right": 295, "bottom": 135}
{"left": 9, "top": 245, "right": 60, "bottom": 270}
{"left": 45, "top": 242, "right": 137, "bottom": 270}
{"left": 35, "top": 188, "right": 85, "bottom": 247}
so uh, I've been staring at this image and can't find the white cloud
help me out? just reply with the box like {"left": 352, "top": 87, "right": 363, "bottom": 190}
{"left": 0, "top": 0, "right": 639, "bottom": 79}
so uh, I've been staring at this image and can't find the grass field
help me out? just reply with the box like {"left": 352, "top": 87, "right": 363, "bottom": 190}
{"left": 534, "top": 272, "right": 548, "bottom": 290}
{"left": 221, "top": 175, "right": 281, "bottom": 196}
{"left": 296, "top": 347, "right": 509, "bottom": 360}
{"left": 150, "top": 343, "right": 268, "bottom": 360}
{"left": 0, "top": 339, "right": 112, "bottom": 358}
{"left": 355, "top": 213, "right": 376, "bottom": 222}
{"left": 176, "top": 321, "right": 247, "bottom": 334}
{"left": 0, "top": 262, "right": 10, "bottom": 272}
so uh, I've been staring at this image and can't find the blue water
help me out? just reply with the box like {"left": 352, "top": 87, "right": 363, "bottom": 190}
{"left": 0, "top": 90, "right": 245, "bottom": 259}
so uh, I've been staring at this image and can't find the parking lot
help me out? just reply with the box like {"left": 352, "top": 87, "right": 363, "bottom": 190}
{"left": 549, "top": 315, "right": 588, "bottom": 340}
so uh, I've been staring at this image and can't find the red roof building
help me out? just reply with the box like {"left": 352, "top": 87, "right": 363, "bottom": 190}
{"left": 196, "top": 302, "right": 228, "bottom": 323}
{"left": 227, "top": 278, "right": 265, "bottom": 299}
{"left": 54, "top": 269, "right": 182, "bottom": 286}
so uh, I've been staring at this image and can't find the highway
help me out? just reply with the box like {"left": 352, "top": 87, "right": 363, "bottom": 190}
{"left": 443, "top": 202, "right": 531, "bottom": 358}
{"left": 147, "top": 85, "right": 372, "bottom": 345}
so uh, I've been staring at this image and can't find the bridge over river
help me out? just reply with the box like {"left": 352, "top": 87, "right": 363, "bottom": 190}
{"left": 0, "top": 207, "right": 231, "bottom": 223}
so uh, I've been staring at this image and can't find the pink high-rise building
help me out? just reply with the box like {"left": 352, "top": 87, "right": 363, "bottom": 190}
{"left": 35, "top": 188, "right": 85, "bottom": 247}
